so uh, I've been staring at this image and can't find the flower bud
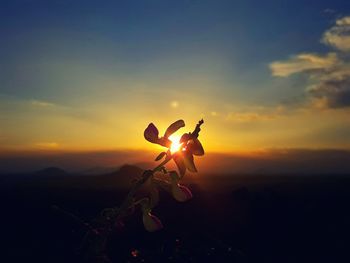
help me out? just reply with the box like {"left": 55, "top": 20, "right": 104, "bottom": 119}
{"left": 171, "top": 183, "right": 193, "bottom": 202}
{"left": 142, "top": 212, "right": 163, "bottom": 232}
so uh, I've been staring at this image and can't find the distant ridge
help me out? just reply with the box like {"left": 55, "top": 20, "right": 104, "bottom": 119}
{"left": 82, "top": 166, "right": 119, "bottom": 175}
{"left": 112, "top": 164, "right": 143, "bottom": 176}
{"left": 35, "top": 167, "right": 69, "bottom": 176}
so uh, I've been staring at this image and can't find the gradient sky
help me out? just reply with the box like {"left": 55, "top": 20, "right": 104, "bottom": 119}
{"left": 1, "top": 0, "right": 350, "bottom": 156}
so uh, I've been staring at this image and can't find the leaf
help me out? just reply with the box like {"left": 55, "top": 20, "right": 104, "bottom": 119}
{"left": 155, "top": 152, "right": 166, "bottom": 161}
{"left": 164, "top": 120, "right": 185, "bottom": 138}
{"left": 173, "top": 153, "right": 186, "bottom": 177}
{"left": 187, "top": 138, "right": 204, "bottom": 156}
{"left": 183, "top": 151, "right": 197, "bottom": 172}
{"left": 144, "top": 123, "right": 159, "bottom": 144}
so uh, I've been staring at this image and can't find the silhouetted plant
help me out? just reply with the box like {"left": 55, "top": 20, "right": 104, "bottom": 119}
{"left": 54, "top": 119, "right": 204, "bottom": 262}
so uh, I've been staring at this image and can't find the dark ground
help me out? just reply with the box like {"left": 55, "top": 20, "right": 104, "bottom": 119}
{"left": 1, "top": 167, "right": 350, "bottom": 263}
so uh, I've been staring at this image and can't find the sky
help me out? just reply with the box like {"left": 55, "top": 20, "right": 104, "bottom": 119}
{"left": 1, "top": 1, "right": 350, "bottom": 172}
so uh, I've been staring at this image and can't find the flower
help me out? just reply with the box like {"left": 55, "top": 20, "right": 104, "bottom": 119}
{"left": 144, "top": 119, "right": 204, "bottom": 177}
{"left": 173, "top": 135, "right": 204, "bottom": 176}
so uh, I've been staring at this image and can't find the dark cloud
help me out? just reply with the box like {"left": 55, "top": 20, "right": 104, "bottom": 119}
{"left": 309, "top": 75, "right": 350, "bottom": 108}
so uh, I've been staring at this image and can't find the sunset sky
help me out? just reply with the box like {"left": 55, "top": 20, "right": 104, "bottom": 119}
{"left": 1, "top": 1, "right": 350, "bottom": 172}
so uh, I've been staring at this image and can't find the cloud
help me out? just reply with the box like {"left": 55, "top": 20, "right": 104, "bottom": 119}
{"left": 35, "top": 142, "right": 60, "bottom": 149}
{"left": 270, "top": 16, "right": 350, "bottom": 109}
{"left": 226, "top": 111, "right": 278, "bottom": 122}
{"left": 323, "top": 8, "right": 336, "bottom": 15}
{"left": 307, "top": 68, "right": 350, "bottom": 108}
{"left": 31, "top": 100, "right": 56, "bottom": 107}
{"left": 270, "top": 53, "right": 339, "bottom": 77}
{"left": 322, "top": 16, "right": 350, "bottom": 51}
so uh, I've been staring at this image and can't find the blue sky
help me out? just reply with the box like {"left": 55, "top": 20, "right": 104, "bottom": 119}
{"left": 1, "top": 0, "right": 347, "bottom": 99}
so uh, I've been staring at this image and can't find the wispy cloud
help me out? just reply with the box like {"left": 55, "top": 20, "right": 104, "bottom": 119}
{"left": 35, "top": 142, "right": 60, "bottom": 149}
{"left": 31, "top": 100, "right": 56, "bottom": 107}
{"left": 270, "top": 53, "right": 339, "bottom": 77}
{"left": 226, "top": 112, "right": 277, "bottom": 122}
{"left": 270, "top": 16, "right": 350, "bottom": 109}
{"left": 226, "top": 106, "right": 284, "bottom": 122}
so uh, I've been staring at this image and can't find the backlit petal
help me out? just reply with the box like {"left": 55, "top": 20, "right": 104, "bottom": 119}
{"left": 144, "top": 123, "right": 159, "bottom": 144}
{"left": 187, "top": 138, "right": 204, "bottom": 156}
{"left": 164, "top": 120, "right": 185, "bottom": 138}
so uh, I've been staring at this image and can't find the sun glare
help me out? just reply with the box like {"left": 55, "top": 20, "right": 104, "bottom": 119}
{"left": 169, "top": 135, "right": 182, "bottom": 153}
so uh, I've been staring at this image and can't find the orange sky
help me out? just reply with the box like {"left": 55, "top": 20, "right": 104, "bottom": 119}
{"left": 1, "top": 4, "right": 350, "bottom": 157}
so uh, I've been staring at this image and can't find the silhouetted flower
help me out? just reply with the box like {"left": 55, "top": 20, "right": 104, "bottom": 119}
{"left": 173, "top": 134, "right": 204, "bottom": 176}
{"left": 144, "top": 120, "right": 204, "bottom": 176}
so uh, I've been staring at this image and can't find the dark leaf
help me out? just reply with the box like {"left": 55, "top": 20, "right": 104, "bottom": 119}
{"left": 155, "top": 152, "right": 167, "bottom": 161}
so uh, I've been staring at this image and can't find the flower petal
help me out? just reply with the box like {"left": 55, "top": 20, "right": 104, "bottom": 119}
{"left": 171, "top": 184, "right": 193, "bottom": 202}
{"left": 187, "top": 138, "right": 204, "bottom": 156}
{"left": 144, "top": 123, "right": 159, "bottom": 144}
{"left": 143, "top": 212, "right": 163, "bottom": 232}
{"left": 183, "top": 152, "right": 197, "bottom": 172}
{"left": 164, "top": 120, "right": 185, "bottom": 138}
{"left": 180, "top": 133, "right": 191, "bottom": 143}
{"left": 173, "top": 153, "right": 186, "bottom": 177}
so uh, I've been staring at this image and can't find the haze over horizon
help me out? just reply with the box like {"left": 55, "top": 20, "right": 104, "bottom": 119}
{"left": 1, "top": 1, "right": 350, "bottom": 173}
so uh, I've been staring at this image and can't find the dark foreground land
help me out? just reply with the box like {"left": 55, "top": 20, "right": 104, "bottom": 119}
{"left": 1, "top": 167, "right": 350, "bottom": 263}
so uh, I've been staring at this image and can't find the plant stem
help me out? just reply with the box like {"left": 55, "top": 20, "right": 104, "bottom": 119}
{"left": 113, "top": 155, "right": 173, "bottom": 220}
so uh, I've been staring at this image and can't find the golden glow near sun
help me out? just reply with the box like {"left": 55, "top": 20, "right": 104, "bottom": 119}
{"left": 169, "top": 134, "right": 182, "bottom": 153}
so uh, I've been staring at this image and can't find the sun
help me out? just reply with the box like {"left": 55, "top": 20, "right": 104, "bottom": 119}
{"left": 169, "top": 134, "right": 182, "bottom": 153}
